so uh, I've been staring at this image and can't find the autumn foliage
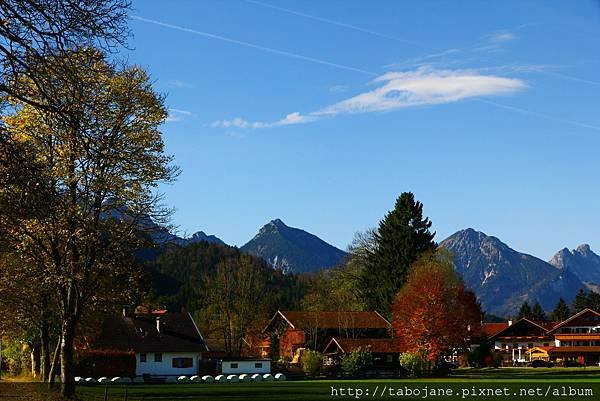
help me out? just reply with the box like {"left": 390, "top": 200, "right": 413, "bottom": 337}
{"left": 392, "top": 250, "right": 483, "bottom": 362}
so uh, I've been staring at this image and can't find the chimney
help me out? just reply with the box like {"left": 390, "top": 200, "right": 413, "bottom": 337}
{"left": 156, "top": 317, "right": 161, "bottom": 333}
{"left": 508, "top": 320, "right": 513, "bottom": 326}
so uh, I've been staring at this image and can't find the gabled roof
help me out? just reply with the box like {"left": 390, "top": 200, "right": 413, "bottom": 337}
{"left": 264, "top": 310, "right": 391, "bottom": 332}
{"left": 489, "top": 318, "right": 554, "bottom": 340}
{"left": 548, "top": 308, "right": 600, "bottom": 333}
{"left": 93, "top": 312, "right": 208, "bottom": 353}
{"left": 323, "top": 337, "right": 404, "bottom": 354}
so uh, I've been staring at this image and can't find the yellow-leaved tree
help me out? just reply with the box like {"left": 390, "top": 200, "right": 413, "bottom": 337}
{"left": 0, "top": 48, "right": 177, "bottom": 397}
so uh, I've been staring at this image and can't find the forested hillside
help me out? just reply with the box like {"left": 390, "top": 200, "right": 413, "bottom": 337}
{"left": 145, "top": 241, "right": 309, "bottom": 315}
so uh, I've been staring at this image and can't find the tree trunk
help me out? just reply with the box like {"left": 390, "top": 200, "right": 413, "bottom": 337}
{"left": 40, "top": 323, "right": 50, "bottom": 382}
{"left": 31, "top": 343, "right": 40, "bottom": 379}
{"left": 48, "top": 333, "right": 61, "bottom": 389}
{"left": 60, "top": 318, "right": 77, "bottom": 398}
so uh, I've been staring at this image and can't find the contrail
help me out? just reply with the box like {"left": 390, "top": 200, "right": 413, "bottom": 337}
{"left": 131, "top": 15, "right": 377, "bottom": 77}
{"left": 478, "top": 99, "right": 600, "bottom": 132}
{"left": 244, "top": 0, "right": 434, "bottom": 51}
{"left": 541, "top": 71, "right": 600, "bottom": 87}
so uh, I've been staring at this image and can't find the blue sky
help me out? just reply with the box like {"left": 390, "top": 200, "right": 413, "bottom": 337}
{"left": 127, "top": 0, "right": 600, "bottom": 260}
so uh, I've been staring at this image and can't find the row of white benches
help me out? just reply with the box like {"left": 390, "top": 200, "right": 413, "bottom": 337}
{"left": 75, "top": 373, "right": 286, "bottom": 384}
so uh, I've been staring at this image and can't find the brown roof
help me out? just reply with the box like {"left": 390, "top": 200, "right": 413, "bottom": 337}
{"left": 93, "top": 312, "right": 207, "bottom": 353}
{"left": 483, "top": 323, "right": 509, "bottom": 337}
{"left": 548, "top": 309, "right": 600, "bottom": 333}
{"left": 489, "top": 318, "right": 556, "bottom": 340}
{"left": 268, "top": 310, "right": 390, "bottom": 331}
{"left": 548, "top": 346, "right": 600, "bottom": 354}
{"left": 531, "top": 320, "right": 559, "bottom": 330}
{"left": 324, "top": 338, "right": 404, "bottom": 354}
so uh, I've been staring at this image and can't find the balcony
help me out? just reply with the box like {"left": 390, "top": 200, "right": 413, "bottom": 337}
{"left": 555, "top": 333, "right": 600, "bottom": 341}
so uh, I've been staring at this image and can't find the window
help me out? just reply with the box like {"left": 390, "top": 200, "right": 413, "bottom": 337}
{"left": 386, "top": 355, "right": 393, "bottom": 363}
{"left": 501, "top": 343, "right": 507, "bottom": 349}
{"left": 230, "top": 363, "right": 238, "bottom": 369}
{"left": 528, "top": 343, "right": 533, "bottom": 349}
{"left": 255, "top": 362, "right": 263, "bottom": 369}
{"left": 154, "top": 353, "right": 162, "bottom": 362}
{"left": 140, "top": 353, "right": 146, "bottom": 363}
{"left": 172, "top": 358, "right": 193, "bottom": 368}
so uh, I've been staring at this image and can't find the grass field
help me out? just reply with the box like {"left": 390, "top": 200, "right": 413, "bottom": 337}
{"left": 72, "top": 368, "right": 600, "bottom": 401}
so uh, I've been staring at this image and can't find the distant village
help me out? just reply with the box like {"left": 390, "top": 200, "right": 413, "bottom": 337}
{"left": 61, "top": 305, "right": 600, "bottom": 382}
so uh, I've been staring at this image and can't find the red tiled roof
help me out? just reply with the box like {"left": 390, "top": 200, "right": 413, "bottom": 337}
{"left": 324, "top": 338, "right": 404, "bottom": 354}
{"left": 274, "top": 311, "right": 390, "bottom": 330}
{"left": 483, "top": 323, "right": 509, "bottom": 337}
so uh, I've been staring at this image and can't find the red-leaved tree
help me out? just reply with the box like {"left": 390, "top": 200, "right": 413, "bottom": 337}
{"left": 392, "top": 250, "right": 483, "bottom": 363}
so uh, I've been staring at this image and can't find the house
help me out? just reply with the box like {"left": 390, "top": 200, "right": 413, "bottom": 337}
{"left": 263, "top": 310, "right": 391, "bottom": 359}
{"left": 546, "top": 308, "right": 600, "bottom": 365}
{"left": 323, "top": 337, "right": 403, "bottom": 368}
{"left": 486, "top": 318, "right": 556, "bottom": 363}
{"left": 91, "top": 310, "right": 208, "bottom": 377}
{"left": 218, "top": 358, "right": 271, "bottom": 374}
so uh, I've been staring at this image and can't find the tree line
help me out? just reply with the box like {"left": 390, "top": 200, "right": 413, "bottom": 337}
{"left": 516, "top": 289, "right": 600, "bottom": 323}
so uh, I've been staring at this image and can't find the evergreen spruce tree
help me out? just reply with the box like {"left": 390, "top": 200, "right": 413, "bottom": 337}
{"left": 531, "top": 302, "right": 546, "bottom": 320}
{"left": 517, "top": 301, "right": 532, "bottom": 320}
{"left": 587, "top": 292, "right": 600, "bottom": 311}
{"left": 551, "top": 298, "right": 570, "bottom": 322}
{"left": 572, "top": 289, "right": 589, "bottom": 313}
{"left": 360, "top": 192, "right": 436, "bottom": 316}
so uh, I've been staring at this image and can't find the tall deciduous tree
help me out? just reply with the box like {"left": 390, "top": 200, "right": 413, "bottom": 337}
{"left": 0, "top": 0, "right": 131, "bottom": 111}
{"left": 552, "top": 298, "right": 570, "bottom": 322}
{"left": 0, "top": 49, "right": 175, "bottom": 397}
{"left": 392, "top": 251, "right": 483, "bottom": 363}
{"left": 301, "top": 264, "right": 365, "bottom": 313}
{"left": 360, "top": 192, "right": 436, "bottom": 316}
{"left": 199, "top": 254, "right": 267, "bottom": 357}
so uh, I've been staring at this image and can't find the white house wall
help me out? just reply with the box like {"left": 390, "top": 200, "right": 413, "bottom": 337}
{"left": 221, "top": 360, "right": 271, "bottom": 374}
{"left": 136, "top": 352, "right": 201, "bottom": 376}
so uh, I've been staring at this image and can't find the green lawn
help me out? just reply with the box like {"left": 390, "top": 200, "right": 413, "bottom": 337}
{"left": 73, "top": 368, "right": 600, "bottom": 401}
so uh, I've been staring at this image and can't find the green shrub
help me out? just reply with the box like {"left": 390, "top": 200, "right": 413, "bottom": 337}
{"left": 399, "top": 352, "right": 425, "bottom": 376}
{"left": 341, "top": 347, "right": 373, "bottom": 376}
{"left": 1, "top": 340, "right": 30, "bottom": 376}
{"left": 492, "top": 352, "right": 503, "bottom": 368}
{"left": 301, "top": 350, "right": 323, "bottom": 376}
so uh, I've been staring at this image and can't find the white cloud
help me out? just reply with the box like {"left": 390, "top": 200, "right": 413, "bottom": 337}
{"left": 211, "top": 112, "right": 316, "bottom": 129}
{"left": 316, "top": 67, "right": 525, "bottom": 115}
{"left": 209, "top": 67, "right": 525, "bottom": 129}
{"left": 490, "top": 32, "right": 516, "bottom": 43}
{"left": 166, "top": 108, "right": 195, "bottom": 122}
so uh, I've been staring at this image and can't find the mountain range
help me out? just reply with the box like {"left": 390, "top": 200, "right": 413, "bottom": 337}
{"left": 440, "top": 228, "right": 592, "bottom": 317}
{"left": 146, "top": 214, "right": 600, "bottom": 317}
{"left": 550, "top": 244, "right": 600, "bottom": 292}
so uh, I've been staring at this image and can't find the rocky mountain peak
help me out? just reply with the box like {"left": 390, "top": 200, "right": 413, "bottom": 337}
{"left": 440, "top": 228, "right": 585, "bottom": 317}
{"left": 242, "top": 219, "right": 347, "bottom": 273}
{"left": 576, "top": 244, "right": 593, "bottom": 256}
